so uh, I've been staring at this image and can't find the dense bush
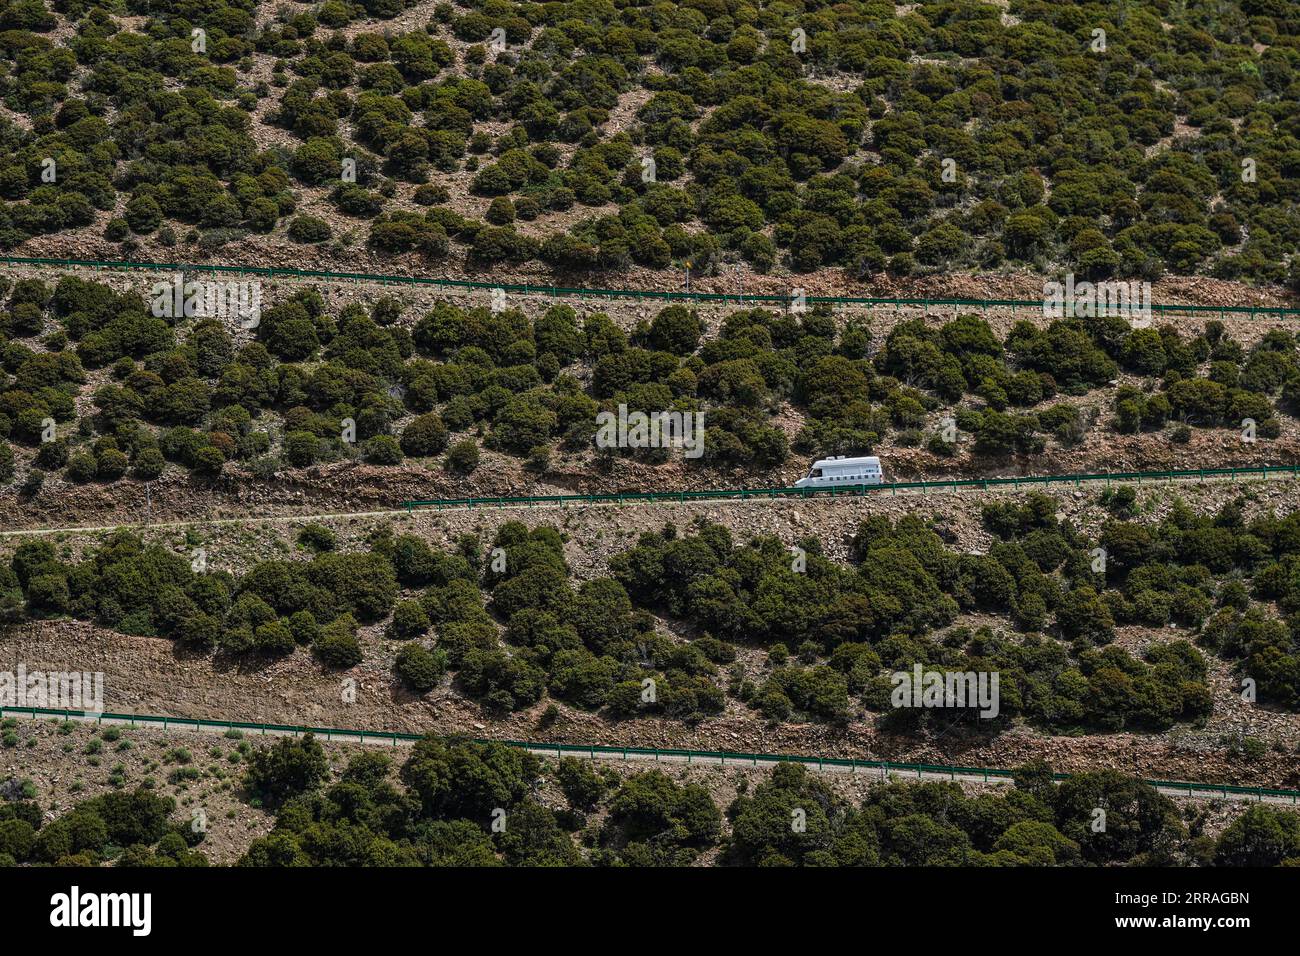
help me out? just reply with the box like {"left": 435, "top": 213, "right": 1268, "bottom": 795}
{"left": 8, "top": 530, "right": 395, "bottom": 672}
{"left": 15, "top": 489, "right": 1300, "bottom": 723}
{"left": 244, "top": 734, "right": 329, "bottom": 808}
{"left": 1, "top": 2, "right": 1298, "bottom": 282}
{"left": 237, "top": 741, "right": 1300, "bottom": 867}
{"left": 1, "top": 276, "right": 1294, "bottom": 487}
{"left": 395, "top": 642, "right": 447, "bottom": 692}
{"left": 0, "top": 784, "right": 206, "bottom": 867}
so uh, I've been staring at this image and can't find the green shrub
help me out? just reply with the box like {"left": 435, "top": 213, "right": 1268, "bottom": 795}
{"left": 314, "top": 615, "right": 363, "bottom": 668}
{"left": 254, "top": 619, "right": 297, "bottom": 655}
{"left": 445, "top": 438, "right": 479, "bottom": 473}
{"left": 363, "top": 434, "right": 403, "bottom": 464}
{"left": 390, "top": 600, "right": 430, "bottom": 639}
{"left": 65, "top": 452, "right": 98, "bottom": 482}
{"left": 288, "top": 216, "right": 332, "bottom": 243}
{"left": 284, "top": 431, "right": 319, "bottom": 467}
{"left": 395, "top": 643, "right": 447, "bottom": 692}
{"left": 297, "top": 524, "right": 337, "bottom": 552}
{"left": 244, "top": 735, "right": 328, "bottom": 808}
{"left": 400, "top": 413, "right": 448, "bottom": 457}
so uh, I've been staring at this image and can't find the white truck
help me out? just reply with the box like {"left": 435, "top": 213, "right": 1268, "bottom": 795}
{"left": 793, "top": 455, "right": 884, "bottom": 488}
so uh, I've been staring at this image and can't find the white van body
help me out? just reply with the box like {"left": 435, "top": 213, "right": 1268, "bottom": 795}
{"left": 794, "top": 455, "right": 884, "bottom": 488}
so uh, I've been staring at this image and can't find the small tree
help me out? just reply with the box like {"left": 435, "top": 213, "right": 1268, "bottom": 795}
{"left": 390, "top": 600, "right": 430, "bottom": 639}
{"left": 245, "top": 735, "right": 328, "bottom": 807}
{"left": 445, "top": 438, "right": 479, "bottom": 474}
{"left": 395, "top": 643, "right": 446, "bottom": 692}
{"left": 400, "top": 413, "right": 448, "bottom": 457}
{"left": 363, "top": 435, "right": 403, "bottom": 464}
{"left": 314, "top": 614, "right": 363, "bottom": 668}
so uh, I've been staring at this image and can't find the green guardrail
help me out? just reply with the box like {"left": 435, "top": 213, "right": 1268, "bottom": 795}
{"left": 2, "top": 254, "right": 1298, "bottom": 318}
{"left": 2, "top": 704, "right": 1296, "bottom": 803}
{"left": 401, "top": 464, "right": 1300, "bottom": 512}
